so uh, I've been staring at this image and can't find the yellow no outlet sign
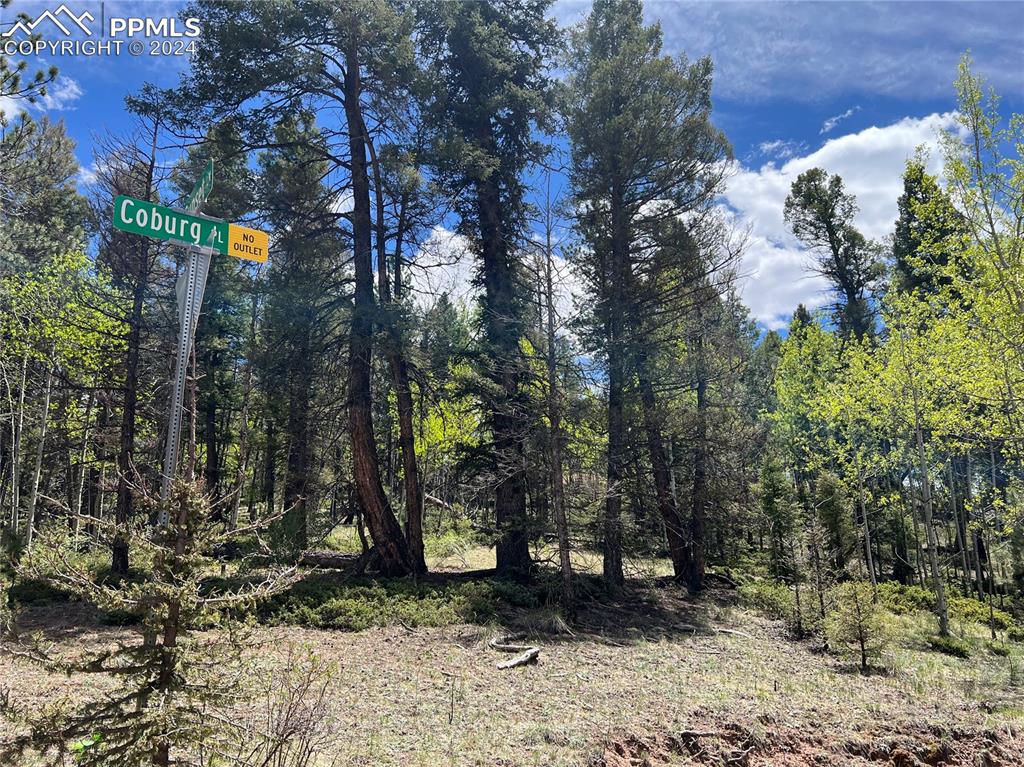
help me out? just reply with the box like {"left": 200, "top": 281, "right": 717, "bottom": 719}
{"left": 228, "top": 224, "right": 269, "bottom": 263}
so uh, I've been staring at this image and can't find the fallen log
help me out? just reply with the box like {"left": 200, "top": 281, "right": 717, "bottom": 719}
{"left": 715, "top": 628, "right": 754, "bottom": 639}
{"left": 299, "top": 550, "right": 360, "bottom": 569}
{"left": 424, "top": 493, "right": 454, "bottom": 511}
{"left": 489, "top": 632, "right": 540, "bottom": 670}
{"left": 498, "top": 647, "right": 540, "bottom": 669}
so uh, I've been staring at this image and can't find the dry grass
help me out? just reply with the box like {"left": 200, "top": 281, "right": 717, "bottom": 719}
{"left": 3, "top": 583, "right": 1022, "bottom": 766}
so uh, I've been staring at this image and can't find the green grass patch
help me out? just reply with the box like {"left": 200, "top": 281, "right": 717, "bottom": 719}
{"left": 927, "top": 634, "right": 971, "bottom": 658}
{"left": 986, "top": 640, "right": 1011, "bottom": 657}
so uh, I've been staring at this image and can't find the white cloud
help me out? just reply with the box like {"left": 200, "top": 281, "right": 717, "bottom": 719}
{"left": 0, "top": 75, "right": 83, "bottom": 117}
{"left": 725, "top": 112, "right": 962, "bottom": 330}
{"left": 409, "top": 225, "right": 476, "bottom": 308}
{"left": 77, "top": 160, "right": 101, "bottom": 186}
{"left": 757, "top": 139, "right": 807, "bottom": 161}
{"left": 820, "top": 105, "right": 860, "bottom": 134}
{"left": 409, "top": 225, "right": 583, "bottom": 341}
{"left": 0, "top": 95, "right": 21, "bottom": 121}
{"left": 37, "top": 76, "right": 83, "bottom": 111}
{"left": 330, "top": 189, "right": 353, "bottom": 215}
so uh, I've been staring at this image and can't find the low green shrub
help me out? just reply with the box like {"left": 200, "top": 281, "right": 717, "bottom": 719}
{"left": 927, "top": 634, "right": 971, "bottom": 658}
{"left": 987, "top": 641, "right": 1011, "bottom": 657}
{"left": 98, "top": 608, "right": 141, "bottom": 626}
{"left": 738, "top": 579, "right": 794, "bottom": 621}
{"left": 1008, "top": 624, "right": 1024, "bottom": 643}
{"left": 876, "top": 584, "right": 1013, "bottom": 632}
{"left": 8, "top": 577, "right": 72, "bottom": 606}
{"left": 949, "top": 595, "right": 1012, "bottom": 630}
{"left": 876, "top": 583, "right": 934, "bottom": 615}
{"left": 259, "top": 574, "right": 546, "bottom": 631}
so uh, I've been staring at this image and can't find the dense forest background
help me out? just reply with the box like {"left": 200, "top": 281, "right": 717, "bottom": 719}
{"left": 1, "top": 0, "right": 1023, "bottom": 763}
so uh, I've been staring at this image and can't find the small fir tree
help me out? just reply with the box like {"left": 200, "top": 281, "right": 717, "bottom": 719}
{"left": 825, "top": 581, "right": 891, "bottom": 673}
{"left": 0, "top": 480, "right": 296, "bottom": 766}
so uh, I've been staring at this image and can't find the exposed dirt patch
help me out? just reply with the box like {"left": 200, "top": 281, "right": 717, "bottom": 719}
{"left": 595, "top": 719, "right": 1024, "bottom": 766}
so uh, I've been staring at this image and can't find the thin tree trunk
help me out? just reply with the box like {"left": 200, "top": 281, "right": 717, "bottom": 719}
{"left": 948, "top": 461, "right": 971, "bottom": 594}
{"left": 204, "top": 387, "right": 219, "bottom": 500}
{"left": 685, "top": 337, "right": 709, "bottom": 593}
{"left": 857, "top": 468, "right": 877, "bottom": 593}
{"left": 25, "top": 358, "right": 54, "bottom": 549}
{"left": 263, "top": 420, "right": 276, "bottom": 517}
{"left": 229, "top": 292, "right": 259, "bottom": 530}
{"left": 72, "top": 390, "right": 96, "bottom": 543}
{"left": 10, "top": 350, "right": 28, "bottom": 533}
{"left": 910, "top": 389, "right": 949, "bottom": 636}
{"left": 541, "top": 205, "right": 573, "bottom": 612}
{"left": 283, "top": 347, "right": 311, "bottom": 548}
{"left": 637, "top": 367, "right": 689, "bottom": 581}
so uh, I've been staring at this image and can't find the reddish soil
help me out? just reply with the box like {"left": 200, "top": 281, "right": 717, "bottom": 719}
{"left": 596, "top": 718, "right": 1024, "bottom": 766}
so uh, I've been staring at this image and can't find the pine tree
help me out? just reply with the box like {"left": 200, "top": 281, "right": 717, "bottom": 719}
{"left": 826, "top": 581, "right": 890, "bottom": 673}
{"left": 784, "top": 169, "right": 882, "bottom": 341}
{"left": 1, "top": 481, "right": 295, "bottom": 766}
{"left": 892, "top": 155, "right": 969, "bottom": 297}
{"left": 420, "top": 0, "right": 558, "bottom": 580}
{"left": 565, "top": 0, "right": 731, "bottom": 589}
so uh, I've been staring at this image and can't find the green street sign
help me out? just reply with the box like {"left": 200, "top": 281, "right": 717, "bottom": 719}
{"left": 113, "top": 195, "right": 227, "bottom": 253}
{"left": 112, "top": 195, "right": 270, "bottom": 263}
{"left": 185, "top": 159, "right": 214, "bottom": 213}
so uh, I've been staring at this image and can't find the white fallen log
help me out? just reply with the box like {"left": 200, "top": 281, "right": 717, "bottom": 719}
{"left": 489, "top": 632, "right": 540, "bottom": 669}
{"left": 497, "top": 647, "right": 540, "bottom": 669}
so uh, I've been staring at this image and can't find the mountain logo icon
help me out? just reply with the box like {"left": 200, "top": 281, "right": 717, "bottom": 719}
{"left": 1, "top": 4, "right": 95, "bottom": 37}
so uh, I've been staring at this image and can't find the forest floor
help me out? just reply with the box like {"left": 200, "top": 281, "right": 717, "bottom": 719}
{"left": 4, "top": 559, "right": 1024, "bottom": 767}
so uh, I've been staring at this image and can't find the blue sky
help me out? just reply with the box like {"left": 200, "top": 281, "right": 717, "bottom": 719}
{"left": 3, "top": 0, "right": 1023, "bottom": 329}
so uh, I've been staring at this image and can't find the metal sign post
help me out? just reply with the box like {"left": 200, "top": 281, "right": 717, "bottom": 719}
{"left": 157, "top": 161, "right": 214, "bottom": 524}
{"left": 158, "top": 243, "right": 213, "bottom": 521}
{"left": 110, "top": 160, "right": 271, "bottom": 525}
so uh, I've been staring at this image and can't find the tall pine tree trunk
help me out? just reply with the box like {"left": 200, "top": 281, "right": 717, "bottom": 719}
{"left": 343, "top": 37, "right": 413, "bottom": 576}
{"left": 113, "top": 245, "right": 146, "bottom": 574}
{"left": 637, "top": 362, "right": 689, "bottom": 581}
{"left": 684, "top": 337, "right": 709, "bottom": 593}
{"left": 365, "top": 128, "right": 426, "bottom": 575}
{"left": 112, "top": 123, "right": 158, "bottom": 575}
{"left": 602, "top": 186, "right": 628, "bottom": 589}
{"left": 474, "top": 150, "right": 530, "bottom": 580}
